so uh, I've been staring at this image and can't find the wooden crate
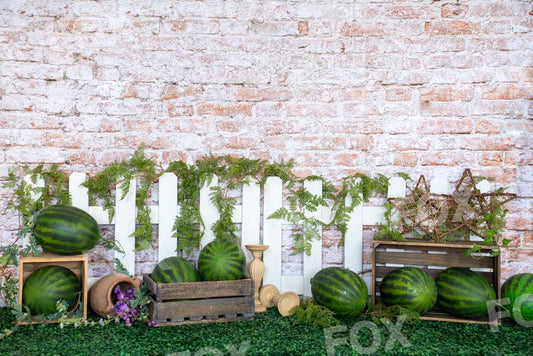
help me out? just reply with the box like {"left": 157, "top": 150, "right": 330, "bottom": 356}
{"left": 18, "top": 253, "right": 88, "bottom": 324}
{"left": 144, "top": 274, "right": 254, "bottom": 326}
{"left": 372, "top": 240, "right": 501, "bottom": 325}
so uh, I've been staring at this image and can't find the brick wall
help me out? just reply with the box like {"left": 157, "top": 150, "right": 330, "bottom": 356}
{"left": 1, "top": 0, "right": 531, "bottom": 280}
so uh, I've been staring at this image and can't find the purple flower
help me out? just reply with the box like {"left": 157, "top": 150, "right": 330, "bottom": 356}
{"left": 111, "top": 284, "right": 143, "bottom": 327}
{"left": 147, "top": 320, "right": 156, "bottom": 327}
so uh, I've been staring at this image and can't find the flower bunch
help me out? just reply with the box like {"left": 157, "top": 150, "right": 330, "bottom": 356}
{"left": 112, "top": 285, "right": 140, "bottom": 327}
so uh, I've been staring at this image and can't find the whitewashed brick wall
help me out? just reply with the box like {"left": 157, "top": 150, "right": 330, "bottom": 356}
{"left": 0, "top": 0, "right": 531, "bottom": 281}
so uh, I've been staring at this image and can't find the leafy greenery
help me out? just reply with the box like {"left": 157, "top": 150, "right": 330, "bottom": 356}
{"left": 288, "top": 297, "right": 340, "bottom": 328}
{"left": 331, "top": 174, "right": 389, "bottom": 246}
{"left": 363, "top": 303, "right": 420, "bottom": 325}
{"left": 82, "top": 146, "right": 161, "bottom": 251}
{"left": 374, "top": 202, "right": 406, "bottom": 242}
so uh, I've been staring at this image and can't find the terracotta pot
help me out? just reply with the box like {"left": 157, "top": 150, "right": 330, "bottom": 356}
{"left": 89, "top": 273, "right": 141, "bottom": 317}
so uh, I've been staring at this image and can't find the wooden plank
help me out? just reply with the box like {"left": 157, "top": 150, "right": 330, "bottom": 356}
{"left": 18, "top": 252, "right": 87, "bottom": 263}
{"left": 154, "top": 315, "right": 254, "bottom": 326}
{"left": 149, "top": 205, "right": 159, "bottom": 224}
{"left": 430, "top": 177, "right": 449, "bottom": 195}
{"left": 115, "top": 177, "right": 137, "bottom": 276}
{"left": 262, "top": 177, "right": 283, "bottom": 289}
{"left": 241, "top": 179, "right": 261, "bottom": 267}
{"left": 362, "top": 206, "right": 386, "bottom": 225}
{"left": 373, "top": 240, "right": 498, "bottom": 250}
{"left": 375, "top": 251, "right": 494, "bottom": 268}
{"left": 387, "top": 177, "right": 406, "bottom": 198}
{"left": 144, "top": 275, "right": 253, "bottom": 300}
{"left": 344, "top": 178, "right": 363, "bottom": 274}
{"left": 303, "top": 179, "right": 323, "bottom": 296}
{"left": 281, "top": 275, "right": 304, "bottom": 295}
{"left": 88, "top": 206, "right": 113, "bottom": 224}
{"left": 69, "top": 172, "right": 89, "bottom": 212}
{"left": 158, "top": 172, "right": 178, "bottom": 261}
{"left": 200, "top": 175, "right": 219, "bottom": 248}
{"left": 153, "top": 296, "right": 253, "bottom": 319}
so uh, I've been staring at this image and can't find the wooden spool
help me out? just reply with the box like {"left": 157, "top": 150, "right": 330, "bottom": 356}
{"left": 259, "top": 284, "right": 300, "bottom": 316}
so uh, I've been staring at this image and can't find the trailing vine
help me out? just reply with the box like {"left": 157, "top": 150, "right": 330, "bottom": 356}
{"left": 331, "top": 173, "right": 389, "bottom": 246}
{"left": 1, "top": 164, "right": 71, "bottom": 307}
{"left": 82, "top": 146, "right": 161, "bottom": 251}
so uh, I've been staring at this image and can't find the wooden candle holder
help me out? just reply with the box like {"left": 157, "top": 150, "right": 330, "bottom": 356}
{"left": 259, "top": 284, "right": 300, "bottom": 316}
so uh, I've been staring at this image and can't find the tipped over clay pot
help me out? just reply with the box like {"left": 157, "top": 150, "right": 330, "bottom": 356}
{"left": 89, "top": 272, "right": 141, "bottom": 317}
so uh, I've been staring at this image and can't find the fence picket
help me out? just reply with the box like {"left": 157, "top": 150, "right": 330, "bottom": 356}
{"left": 302, "top": 179, "right": 323, "bottom": 296}
{"left": 69, "top": 173, "right": 89, "bottom": 212}
{"left": 262, "top": 177, "right": 283, "bottom": 289}
{"left": 388, "top": 177, "right": 406, "bottom": 198}
{"left": 430, "top": 177, "right": 449, "bottom": 195}
{"left": 199, "top": 175, "right": 219, "bottom": 248}
{"left": 344, "top": 179, "right": 364, "bottom": 274}
{"left": 158, "top": 173, "right": 178, "bottom": 262}
{"left": 115, "top": 178, "right": 136, "bottom": 276}
{"left": 241, "top": 179, "right": 261, "bottom": 266}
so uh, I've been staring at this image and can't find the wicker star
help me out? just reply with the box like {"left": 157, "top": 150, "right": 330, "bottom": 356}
{"left": 389, "top": 175, "right": 446, "bottom": 239}
{"left": 450, "top": 169, "right": 517, "bottom": 242}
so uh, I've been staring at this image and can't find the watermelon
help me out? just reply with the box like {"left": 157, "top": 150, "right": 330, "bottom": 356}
{"left": 501, "top": 273, "right": 533, "bottom": 323}
{"left": 310, "top": 267, "right": 367, "bottom": 317}
{"left": 33, "top": 205, "right": 101, "bottom": 255}
{"left": 380, "top": 267, "right": 437, "bottom": 315}
{"left": 198, "top": 239, "right": 246, "bottom": 281}
{"left": 152, "top": 257, "right": 199, "bottom": 283}
{"left": 436, "top": 267, "right": 496, "bottom": 318}
{"left": 22, "top": 266, "right": 80, "bottom": 315}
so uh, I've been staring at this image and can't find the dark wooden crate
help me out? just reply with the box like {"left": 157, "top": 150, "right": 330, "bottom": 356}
{"left": 143, "top": 274, "right": 254, "bottom": 326}
{"left": 18, "top": 253, "right": 88, "bottom": 324}
{"left": 372, "top": 240, "right": 501, "bottom": 325}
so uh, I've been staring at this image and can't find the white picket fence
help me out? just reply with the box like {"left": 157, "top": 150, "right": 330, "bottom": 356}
{"left": 24, "top": 173, "right": 492, "bottom": 296}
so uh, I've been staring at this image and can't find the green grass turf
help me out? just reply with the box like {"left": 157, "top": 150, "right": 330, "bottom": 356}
{"left": 1, "top": 307, "right": 531, "bottom": 355}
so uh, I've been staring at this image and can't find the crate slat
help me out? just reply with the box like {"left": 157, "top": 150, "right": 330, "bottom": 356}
{"left": 152, "top": 296, "right": 253, "bottom": 319}
{"left": 144, "top": 275, "right": 253, "bottom": 301}
{"left": 374, "top": 251, "right": 493, "bottom": 268}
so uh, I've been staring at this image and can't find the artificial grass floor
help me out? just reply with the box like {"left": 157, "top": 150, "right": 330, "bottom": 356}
{"left": 0, "top": 307, "right": 531, "bottom": 355}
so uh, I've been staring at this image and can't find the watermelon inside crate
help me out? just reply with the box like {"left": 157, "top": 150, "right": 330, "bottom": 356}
{"left": 18, "top": 253, "right": 88, "bottom": 324}
{"left": 372, "top": 240, "right": 501, "bottom": 325}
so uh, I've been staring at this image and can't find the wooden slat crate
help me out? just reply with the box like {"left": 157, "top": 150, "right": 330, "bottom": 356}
{"left": 372, "top": 240, "right": 501, "bottom": 325}
{"left": 144, "top": 274, "right": 254, "bottom": 326}
{"left": 18, "top": 253, "right": 88, "bottom": 324}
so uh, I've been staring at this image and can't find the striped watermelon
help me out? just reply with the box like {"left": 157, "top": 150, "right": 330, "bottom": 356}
{"left": 380, "top": 267, "right": 437, "bottom": 315}
{"left": 22, "top": 266, "right": 80, "bottom": 315}
{"left": 33, "top": 205, "right": 101, "bottom": 255}
{"left": 501, "top": 273, "right": 533, "bottom": 323}
{"left": 436, "top": 267, "right": 496, "bottom": 318}
{"left": 152, "top": 257, "right": 199, "bottom": 283}
{"left": 198, "top": 239, "right": 245, "bottom": 281}
{"left": 311, "top": 267, "right": 367, "bottom": 317}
